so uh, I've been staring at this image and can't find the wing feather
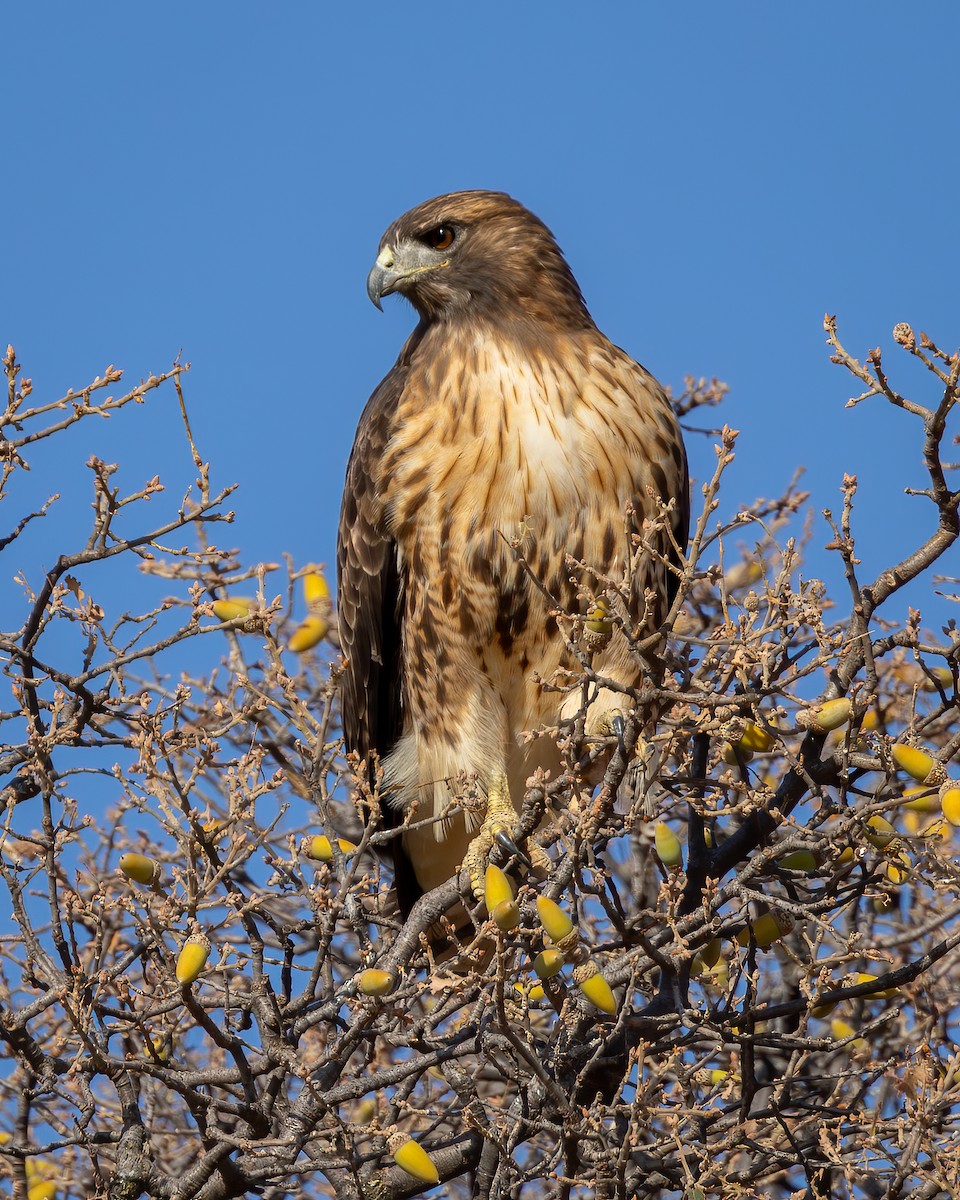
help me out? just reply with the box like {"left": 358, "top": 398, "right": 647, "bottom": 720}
{"left": 337, "top": 333, "right": 423, "bottom": 915}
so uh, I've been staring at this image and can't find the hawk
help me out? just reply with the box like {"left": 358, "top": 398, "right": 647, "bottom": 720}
{"left": 337, "top": 190, "right": 688, "bottom": 918}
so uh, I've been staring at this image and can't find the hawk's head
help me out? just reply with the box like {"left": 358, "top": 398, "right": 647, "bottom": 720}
{"left": 366, "top": 190, "right": 591, "bottom": 329}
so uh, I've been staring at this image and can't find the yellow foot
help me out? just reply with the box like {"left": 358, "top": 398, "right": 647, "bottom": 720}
{"left": 585, "top": 708, "right": 627, "bottom": 757}
{"left": 463, "top": 772, "right": 522, "bottom": 901}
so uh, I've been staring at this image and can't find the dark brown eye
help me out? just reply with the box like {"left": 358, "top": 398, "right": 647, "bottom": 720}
{"left": 424, "top": 225, "right": 456, "bottom": 251}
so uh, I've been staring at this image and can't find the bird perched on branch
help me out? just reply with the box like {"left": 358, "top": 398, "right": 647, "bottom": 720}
{"left": 337, "top": 190, "right": 688, "bottom": 919}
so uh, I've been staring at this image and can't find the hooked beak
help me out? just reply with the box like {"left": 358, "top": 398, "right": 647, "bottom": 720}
{"left": 366, "top": 247, "right": 402, "bottom": 311}
{"left": 366, "top": 241, "right": 448, "bottom": 310}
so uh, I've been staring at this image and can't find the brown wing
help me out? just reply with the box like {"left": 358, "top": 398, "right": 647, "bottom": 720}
{"left": 336, "top": 334, "right": 422, "bottom": 915}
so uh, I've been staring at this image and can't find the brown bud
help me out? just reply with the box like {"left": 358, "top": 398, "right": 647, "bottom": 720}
{"left": 892, "top": 322, "right": 914, "bottom": 348}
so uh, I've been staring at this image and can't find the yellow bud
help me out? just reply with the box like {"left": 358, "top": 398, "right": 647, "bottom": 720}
{"left": 885, "top": 850, "right": 912, "bottom": 885}
{"left": 118, "top": 852, "right": 161, "bottom": 886}
{"left": 941, "top": 786, "right": 960, "bottom": 827}
{"left": 696, "top": 957, "right": 729, "bottom": 989}
{"left": 492, "top": 898, "right": 521, "bottom": 932}
{"left": 721, "top": 742, "right": 752, "bottom": 766}
{"left": 353, "top": 1097, "right": 377, "bottom": 1123}
{"left": 835, "top": 845, "right": 855, "bottom": 865}
{"left": 303, "top": 835, "right": 357, "bottom": 862}
{"left": 699, "top": 937, "right": 722, "bottom": 968}
{"left": 851, "top": 971, "right": 898, "bottom": 999}
{"left": 584, "top": 598, "right": 612, "bottom": 634}
{"left": 805, "top": 697, "right": 852, "bottom": 733}
{"left": 865, "top": 815, "right": 896, "bottom": 849}
{"left": 811, "top": 994, "right": 837, "bottom": 1019}
{"left": 923, "top": 666, "right": 953, "bottom": 692}
{"left": 288, "top": 616, "right": 328, "bottom": 653}
{"left": 859, "top": 708, "right": 881, "bottom": 732}
{"left": 27, "top": 1184, "right": 57, "bottom": 1200}
{"left": 654, "top": 821, "right": 683, "bottom": 869}
{"left": 901, "top": 785, "right": 940, "bottom": 813}
{"left": 723, "top": 559, "right": 763, "bottom": 589}
{"left": 739, "top": 721, "right": 775, "bottom": 752}
{"left": 902, "top": 811, "right": 949, "bottom": 840}
{"left": 484, "top": 863, "right": 514, "bottom": 911}
{"left": 527, "top": 983, "right": 546, "bottom": 1002}
{"left": 830, "top": 1017, "right": 865, "bottom": 1049}
{"left": 175, "top": 933, "right": 211, "bottom": 985}
{"left": 302, "top": 571, "right": 331, "bottom": 606}
{"left": 532, "top": 948, "right": 565, "bottom": 980}
{"left": 891, "top": 743, "right": 937, "bottom": 783}
{"left": 358, "top": 969, "right": 396, "bottom": 997}
{"left": 391, "top": 1136, "right": 440, "bottom": 1185}
{"left": 777, "top": 850, "right": 819, "bottom": 873}
{"left": 211, "top": 597, "right": 255, "bottom": 621}
{"left": 709, "top": 1068, "right": 730, "bottom": 1085}
{"left": 144, "top": 1033, "right": 172, "bottom": 1062}
{"left": 573, "top": 962, "right": 618, "bottom": 1014}
{"left": 536, "top": 896, "right": 575, "bottom": 943}
{"left": 737, "top": 912, "right": 789, "bottom": 949}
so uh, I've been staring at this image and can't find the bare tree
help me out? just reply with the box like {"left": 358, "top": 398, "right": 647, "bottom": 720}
{"left": 1, "top": 322, "right": 958, "bottom": 1200}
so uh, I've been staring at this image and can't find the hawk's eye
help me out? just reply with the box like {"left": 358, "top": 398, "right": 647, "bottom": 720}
{"left": 424, "top": 225, "right": 456, "bottom": 251}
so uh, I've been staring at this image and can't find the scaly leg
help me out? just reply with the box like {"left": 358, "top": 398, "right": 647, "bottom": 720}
{"left": 463, "top": 771, "right": 521, "bottom": 900}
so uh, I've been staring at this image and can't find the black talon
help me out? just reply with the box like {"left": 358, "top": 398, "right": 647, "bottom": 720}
{"left": 612, "top": 713, "right": 627, "bottom": 759}
{"left": 494, "top": 828, "right": 532, "bottom": 869}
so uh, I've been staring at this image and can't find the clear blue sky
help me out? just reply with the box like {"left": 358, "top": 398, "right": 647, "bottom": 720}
{"left": 5, "top": 4, "right": 958, "bottom": 635}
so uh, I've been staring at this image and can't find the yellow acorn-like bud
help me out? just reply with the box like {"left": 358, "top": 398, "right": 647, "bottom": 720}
{"left": 358, "top": 969, "right": 396, "bottom": 997}
{"left": 119, "top": 852, "right": 161, "bottom": 886}
{"left": 811, "top": 992, "right": 838, "bottom": 1019}
{"left": 891, "top": 743, "right": 938, "bottom": 783}
{"left": 303, "top": 835, "right": 357, "bottom": 862}
{"left": 175, "top": 933, "right": 211, "bottom": 985}
{"left": 212, "top": 597, "right": 255, "bottom": 621}
{"left": 802, "top": 698, "right": 852, "bottom": 733}
{"left": 353, "top": 1097, "right": 377, "bottom": 1124}
{"left": 885, "top": 850, "right": 912, "bottom": 886}
{"left": 144, "top": 1033, "right": 172, "bottom": 1062}
{"left": 527, "top": 983, "right": 546, "bottom": 1002}
{"left": 654, "top": 821, "right": 683, "bottom": 869}
{"left": 696, "top": 957, "right": 729, "bottom": 989}
{"left": 27, "top": 1184, "right": 58, "bottom": 1200}
{"left": 723, "top": 558, "right": 763, "bottom": 590}
{"left": 302, "top": 570, "right": 330, "bottom": 607}
{"left": 777, "top": 849, "right": 819, "bottom": 873}
{"left": 835, "top": 845, "right": 855, "bottom": 866}
{"left": 851, "top": 971, "right": 898, "bottom": 999}
{"left": 830, "top": 1017, "right": 865, "bottom": 1049}
{"left": 584, "top": 598, "right": 612, "bottom": 635}
{"left": 573, "top": 961, "right": 618, "bottom": 1014}
{"left": 492, "top": 898, "right": 521, "bottom": 932}
{"left": 901, "top": 785, "right": 940, "bottom": 813}
{"left": 865, "top": 815, "right": 896, "bottom": 849}
{"left": 739, "top": 721, "right": 775, "bottom": 753}
{"left": 923, "top": 666, "right": 954, "bottom": 692}
{"left": 484, "top": 863, "right": 514, "bottom": 911}
{"left": 859, "top": 708, "right": 881, "bottom": 732}
{"left": 288, "top": 616, "right": 328, "bottom": 653}
{"left": 737, "top": 912, "right": 790, "bottom": 949}
{"left": 940, "top": 785, "right": 960, "bottom": 827}
{"left": 536, "top": 896, "right": 575, "bottom": 943}
{"left": 532, "top": 947, "right": 565, "bottom": 980}
{"left": 389, "top": 1135, "right": 440, "bottom": 1185}
{"left": 699, "top": 937, "right": 722, "bottom": 968}
{"left": 721, "top": 742, "right": 753, "bottom": 766}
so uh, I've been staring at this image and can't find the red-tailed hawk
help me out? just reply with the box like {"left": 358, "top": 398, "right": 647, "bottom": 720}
{"left": 337, "top": 190, "right": 688, "bottom": 918}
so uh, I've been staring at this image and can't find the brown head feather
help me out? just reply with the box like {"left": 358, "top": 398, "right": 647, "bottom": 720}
{"left": 375, "top": 190, "right": 593, "bottom": 331}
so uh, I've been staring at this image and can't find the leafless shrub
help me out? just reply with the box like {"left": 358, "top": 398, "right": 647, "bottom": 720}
{"left": 0, "top": 322, "right": 958, "bottom": 1199}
